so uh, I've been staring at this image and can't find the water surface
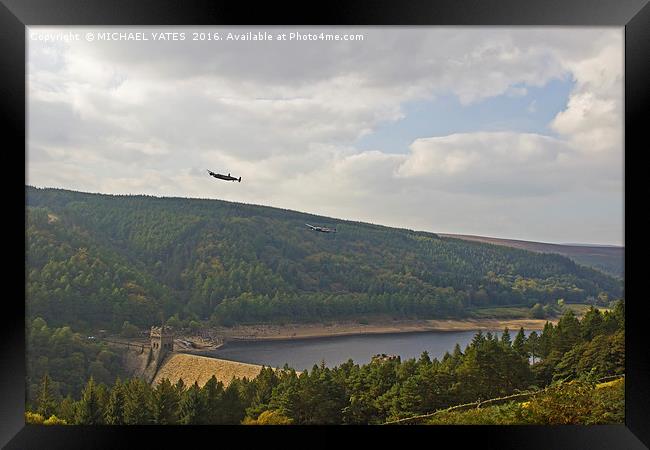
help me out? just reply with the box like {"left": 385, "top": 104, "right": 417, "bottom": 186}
{"left": 207, "top": 330, "right": 510, "bottom": 370}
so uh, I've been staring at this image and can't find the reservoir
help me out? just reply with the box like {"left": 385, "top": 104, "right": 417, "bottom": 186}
{"left": 206, "top": 329, "right": 517, "bottom": 371}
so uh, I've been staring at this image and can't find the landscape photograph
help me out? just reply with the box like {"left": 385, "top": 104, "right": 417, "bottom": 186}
{"left": 25, "top": 26, "right": 624, "bottom": 426}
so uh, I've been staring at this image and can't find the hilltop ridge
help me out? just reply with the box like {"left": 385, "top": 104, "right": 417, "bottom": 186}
{"left": 439, "top": 234, "right": 623, "bottom": 277}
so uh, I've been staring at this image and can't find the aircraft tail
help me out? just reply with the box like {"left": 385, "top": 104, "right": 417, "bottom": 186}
{"left": 238, "top": 177, "right": 241, "bottom": 182}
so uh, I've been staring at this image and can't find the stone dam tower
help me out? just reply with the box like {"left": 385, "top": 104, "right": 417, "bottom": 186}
{"left": 142, "top": 325, "right": 174, "bottom": 382}
{"left": 150, "top": 325, "right": 174, "bottom": 361}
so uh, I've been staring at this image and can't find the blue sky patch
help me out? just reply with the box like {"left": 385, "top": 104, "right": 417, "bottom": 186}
{"left": 356, "top": 77, "right": 575, "bottom": 154}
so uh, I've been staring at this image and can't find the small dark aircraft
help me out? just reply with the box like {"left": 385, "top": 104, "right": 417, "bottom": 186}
{"left": 208, "top": 170, "right": 241, "bottom": 182}
{"left": 305, "top": 223, "right": 336, "bottom": 233}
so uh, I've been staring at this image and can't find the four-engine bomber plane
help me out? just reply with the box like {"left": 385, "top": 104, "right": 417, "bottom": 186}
{"left": 305, "top": 223, "right": 337, "bottom": 233}
{"left": 208, "top": 170, "right": 241, "bottom": 182}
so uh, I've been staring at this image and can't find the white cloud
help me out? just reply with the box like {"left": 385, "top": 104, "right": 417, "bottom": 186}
{"left": 551, "top": 42, "right": 623, "bottom": 156}
{"left": 385, "top": 131, "right": 586, "bottom": 201}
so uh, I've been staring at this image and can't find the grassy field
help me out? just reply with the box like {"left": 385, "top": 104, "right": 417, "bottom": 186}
{"left": 467, "top": 306, "right": 533, "bottom": 319}
{"left": 564, "top": 303, "right": 611, "bottom": 315}
{"left": 467, "top": 303, "right": 609, "bottom": 321}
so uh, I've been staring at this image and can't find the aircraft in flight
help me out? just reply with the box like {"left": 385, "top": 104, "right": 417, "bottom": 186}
{"left": 207, "top": 170, "right": 241, "bottom": 182}
{"left": 305, "top": 223, "right": 337, "bottom": 233}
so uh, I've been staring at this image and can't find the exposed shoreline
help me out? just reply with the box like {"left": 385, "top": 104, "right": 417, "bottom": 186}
{"left": 215, "top": 317, "right": 556, "bottom": 343}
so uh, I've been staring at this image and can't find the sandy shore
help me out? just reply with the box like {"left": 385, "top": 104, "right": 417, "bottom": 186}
{"left": 215, "top": 317, "right": 555, "bottom": 342}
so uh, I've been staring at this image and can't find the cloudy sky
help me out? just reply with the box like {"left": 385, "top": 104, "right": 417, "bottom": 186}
{"left": 27, "top": 27, "right": 624, "bottom": 245}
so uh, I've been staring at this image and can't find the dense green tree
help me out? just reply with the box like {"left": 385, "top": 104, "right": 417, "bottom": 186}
{"left": 552, "top": 331, "right": 625, "bottom": 382}
{"left": 530, "top": 303, "right": 546, "bottom": 319}
{"left": 26, "top": 317, "right": 125, "bottom": 407}
{"left": 580, "top": 306, "right": 604, "bottom": 341}
{"left": 36, "top": 374, "right": 58, "bottom": 419}
{"left": 538, "top": 322, "right": 554, "bottom": 359}
{"left": 152, "top": 378, "right": 180, "bottom": 425}
{"left": 299, "top": 365, "right": 347, "bottom": 424}
{"left": 104, "top": 379, "right": 126, "bottom": 425}
{"left": 123, "top": 379, "right": 153, "bottom": 425}
{"left": 533, "top": 350, "right": 564, "bottom": 386}
{"left": 612, "top": 300, "right": 625, "bottom": 330}
{"left": 525, "top": 331, "right": 540, "bottom": 364}
{"left": 120, "top": 321, "right": 140, "bottom": 338}
{"left": 74, "top": 377, "right": 103, "bottom": 425}
{"left": 500, "top": 328, "right": 512, "bottom": 347}
{"left": 179, "top": 382, "right": 206, "bottom": 425}
{"left": 58, "top": 395, "right": 76, "bottom": 424}
{"left": 219, "top": 379, "right": 247, "bottom": 424}
{"left": 245, "top": 367, "right": 279, "bottom": 419}
{"left": 554, "top": 310, "right": 581, "bottom": 353}
{"left": 456, "top": 331, "right": 532, "bottom": 402}
{"left": 512, "top": 327, "right": 527, "bottom": 358}
{"left": 201, "top": 376, "right": 224, "bottom": 424}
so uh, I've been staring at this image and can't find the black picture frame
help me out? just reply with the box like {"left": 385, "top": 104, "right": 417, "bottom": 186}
{"left": 2, "top": 0, "right": 648, "bottom": 448}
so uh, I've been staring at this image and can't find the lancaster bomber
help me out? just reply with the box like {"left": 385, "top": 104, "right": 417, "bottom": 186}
{"left": 305, "top": 223, "right": 337, "bottom": 233}
{"left": 207, "top": 170, "right": 241, "bottom": 182}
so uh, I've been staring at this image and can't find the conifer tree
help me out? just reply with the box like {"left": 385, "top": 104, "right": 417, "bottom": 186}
{"left": 500, "top": 327, "right": 512, "bottom": 347}
{"left": 175, "top": 378, "right": 186, "bottom": 395}
{"left": 452, "top": 343, "right": 463, "bottom": 362}
{"left": 418, "top": 351, "right": 432, "bottom": 366}
{"left": 394, "top": 376, "right": 424, "bottom": 418}
{"left": 201, "top": 376, "right": 224, "bottom": 424}
{"left": 95, "top": 383, "right": 109, "bottom": 413}
{"left": 220, "top": 379, "right": 247, "bottom": 424}
{"left": 526, "top": 331, "right": 540, "bottom": 364}
{"left": 539, "top": 322, "right": 554, "bottom": 358}
{"left": 104, "top": 379, "right": 126, "bottom": 425}
{"left": 75, "top": 377, "right": 103, "bottom": 425}
{"left": 58, "top": 395, "right": 76, "bottom": 424}
{"left": 555, "top": 310, "right": 581, "bottom": 353}
{"left": 36, "top": 374, "right": 57, "bottom": 419}
{"left": 179, "top": 382, "right": 205, "bottom": 425}
{"left": 123, "top": 379, "right": 153, "bottom": 424}
{"left": 613, "top": 299, "right": 625, "bottom": 330}
{"left": 513, "top": 327, "right": 527, "bottom": 358}
{"left": 471, "top": 330, "right": 485, "bottom": 347}
{"left": 153, "top": 378, "right": 180, "bottom": 425}
{"left": 580, "top": 306, "right": 603, "bottom": 341}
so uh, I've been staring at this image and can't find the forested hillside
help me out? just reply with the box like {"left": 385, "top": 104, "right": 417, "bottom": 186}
{"left": 440, "top": 234, "right": 624, "bottom": 278}
{"left": 26, "top": 186, "right": 622, "bottom": 331}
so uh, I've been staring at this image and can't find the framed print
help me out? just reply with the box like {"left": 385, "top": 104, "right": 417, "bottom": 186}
{"left": 2, "top": 0, "right": 648, "bottom": 448}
